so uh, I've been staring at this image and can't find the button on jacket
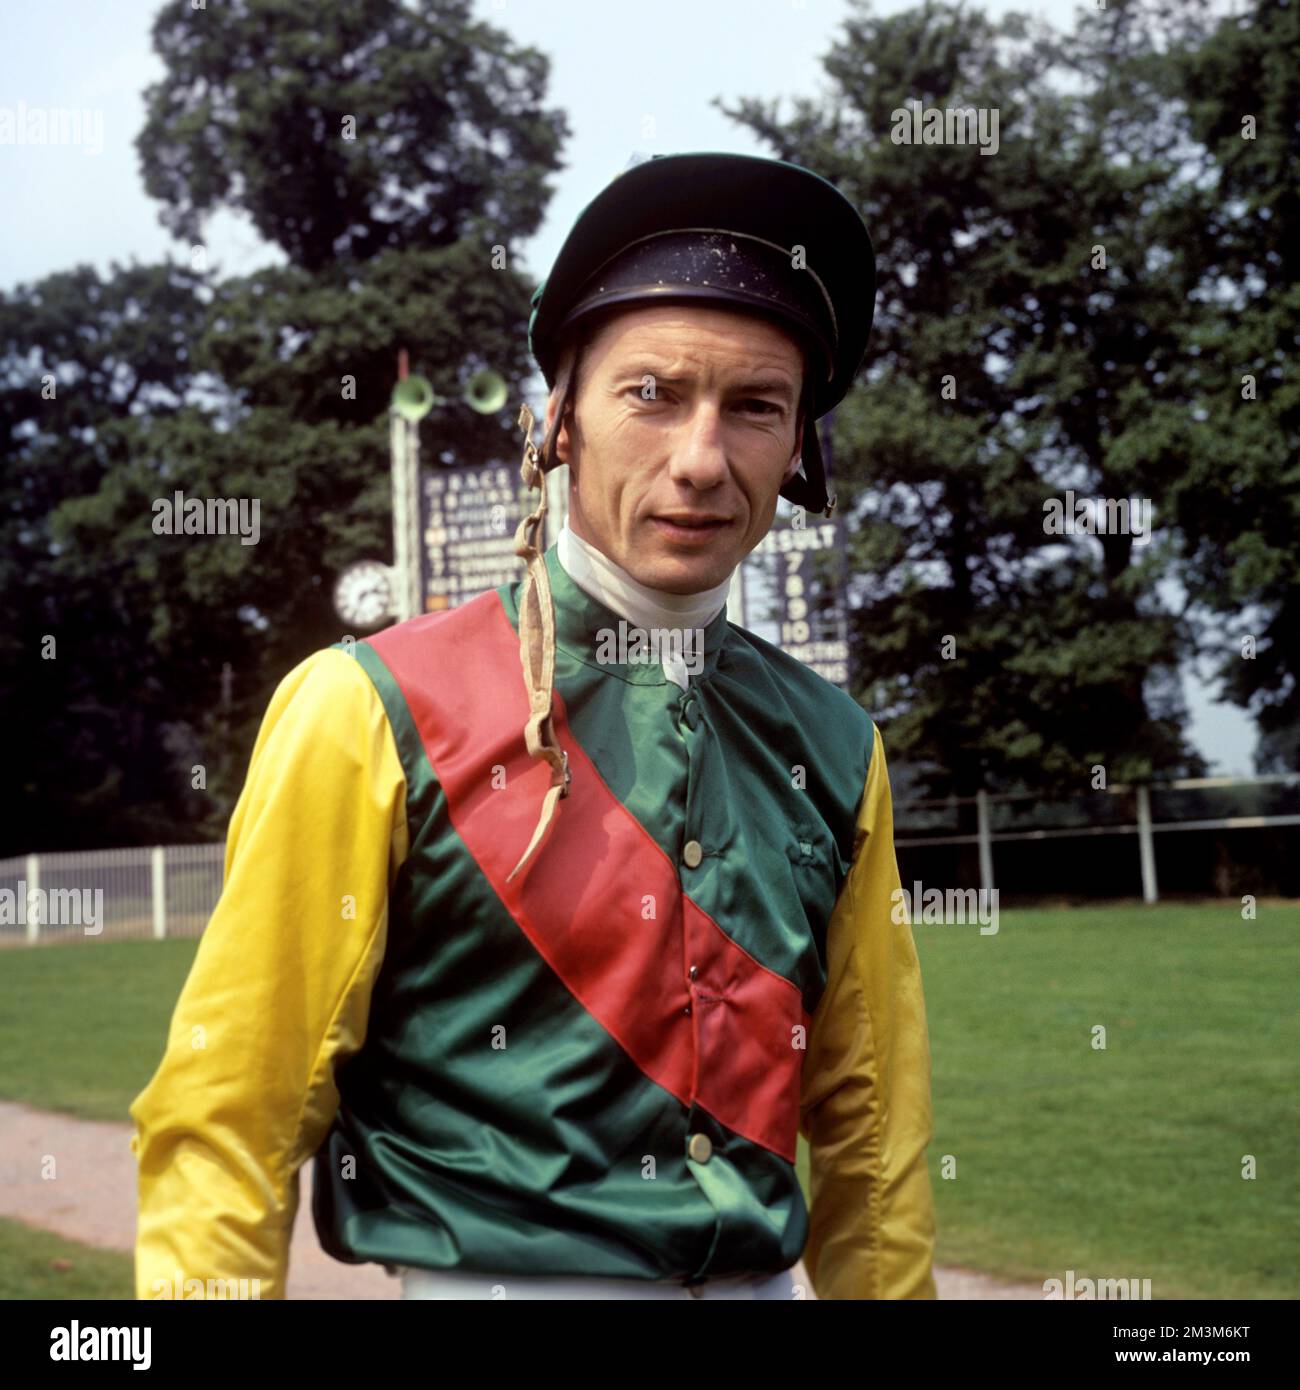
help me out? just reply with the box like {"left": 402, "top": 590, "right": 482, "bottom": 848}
{"left": 129, "top": 539, "right": 938, "bottom": 1299}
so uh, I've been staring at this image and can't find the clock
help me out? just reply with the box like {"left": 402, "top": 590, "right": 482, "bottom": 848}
{"left": 334, "top": 560, "right": 395, "bottom": 629}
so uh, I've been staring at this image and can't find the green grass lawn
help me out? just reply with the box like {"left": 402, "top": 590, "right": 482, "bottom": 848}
{"left": 0, "top": 937, "right": 199, "bottom": 1122}
{"left": 911, "top": 901, "right": 1299, "bottom": 1299}
{"left": 0, "top": 1218, "right": 132, "bottom": 1299}
{"left": 1, "top": 905, "right": 1297, "bottom": 1298}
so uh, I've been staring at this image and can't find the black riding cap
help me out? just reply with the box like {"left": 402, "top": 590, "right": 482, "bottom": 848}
{"left": 527, "top": 151, "right": 876, "bottom": 516}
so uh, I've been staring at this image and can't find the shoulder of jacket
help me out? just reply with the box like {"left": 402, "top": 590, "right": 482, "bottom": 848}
{"left": 724, "top": 621, "right": 873, "bottom": 742}
{"left": 281, "top": 643, "right": 380, "bottom": 693}
{"left": 256, "top": 646, "right": 394, "bottom": 740}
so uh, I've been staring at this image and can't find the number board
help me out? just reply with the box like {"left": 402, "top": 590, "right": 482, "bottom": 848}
{"left": 747, "top": 513, "right": 851, "bottom": 690}
{"left": 420, "top": 464, "right": 526, "bottom": 611}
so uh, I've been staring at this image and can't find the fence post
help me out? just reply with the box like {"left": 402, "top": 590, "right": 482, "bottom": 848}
{"left": 25, "top": 853, "right": 39, "bottom": 945}
{"left": 976, "top": 789, "right": 995, "bottom": 893}
{"left": 1136, "top": 785, "right": 1159, "bottom": 904}
{"left": 151, "top": 846, "right": 167, "bottom": 939}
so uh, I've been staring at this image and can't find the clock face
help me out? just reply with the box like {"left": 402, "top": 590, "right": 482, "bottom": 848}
{"left": 334, "top": 560, "right": 394, "bottom": 629}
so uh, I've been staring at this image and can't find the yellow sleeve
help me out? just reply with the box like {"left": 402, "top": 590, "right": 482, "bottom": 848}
{"left": 128, "top": 646, "right": 408, "bottom": 1300}
{"left": 798, "top": 720, "right": 937, "bottom": 1299}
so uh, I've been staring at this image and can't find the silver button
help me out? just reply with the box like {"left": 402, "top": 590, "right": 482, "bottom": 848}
{"left": 687, "top": 1132, "right": 713, "bottom": 1163}
{"left": 682, "top": 840, "right": 702, "bottom": 868}
{"left": 688, "top": 965, "right": 698, "bottom": 980}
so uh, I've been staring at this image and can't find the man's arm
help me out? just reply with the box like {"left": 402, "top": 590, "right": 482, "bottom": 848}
{"left": 798, "top": 720, "right": 937, "bottom": 1299}
{"left": 128, "top": 646, "right": 408, "bottom": 1300}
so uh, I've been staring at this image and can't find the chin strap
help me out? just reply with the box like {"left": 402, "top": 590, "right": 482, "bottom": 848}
{"left": 781, "top": 378, "right": 837, "bottom": 517}
{"left": 505, "top": 365, "right": 575, "bottom": 883}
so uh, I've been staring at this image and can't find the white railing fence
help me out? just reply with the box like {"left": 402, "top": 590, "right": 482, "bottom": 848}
{"left": 2, "top": 775, "right": 1296, "bottom": 946}
{"left": 0, "top": 844, "right": 225, "bottom": 946}
{"left": 893, "top": 775, "right": 1300, "bottom": 901}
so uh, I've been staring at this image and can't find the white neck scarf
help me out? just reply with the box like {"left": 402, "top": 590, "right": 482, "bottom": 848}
{"left": 556, "top": 521, "right": 733, "bottom": 689}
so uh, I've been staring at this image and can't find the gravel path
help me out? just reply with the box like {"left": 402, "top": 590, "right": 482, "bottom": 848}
{"left": 0, "top": 1101, "right": 1041, "bottom": 1299}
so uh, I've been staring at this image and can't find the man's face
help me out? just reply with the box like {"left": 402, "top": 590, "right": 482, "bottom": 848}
{"left": 543, "top": 302, "right": 806, "bottom": 595}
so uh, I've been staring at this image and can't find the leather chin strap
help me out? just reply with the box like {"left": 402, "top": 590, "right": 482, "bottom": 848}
{"left": 784, "top": 373, "right": 836, "bottom": 518}
{"left": 505, "top": 355, "right": 576, "bottom": 883}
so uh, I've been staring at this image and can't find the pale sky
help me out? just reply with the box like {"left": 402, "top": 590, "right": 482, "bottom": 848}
{"left": 0, "top": 0, "right": 1257, "bottom": 772}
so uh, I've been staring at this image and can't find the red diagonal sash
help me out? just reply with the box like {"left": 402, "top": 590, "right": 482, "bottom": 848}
{"left": 368, "top": 591, "right": 808, "bottom": 1162}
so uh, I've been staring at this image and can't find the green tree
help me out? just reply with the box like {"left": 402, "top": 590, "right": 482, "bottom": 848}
{"left": 0, "top": 262, "right": 217, "bottom": 849}
{"left": 3, "top": 0, "right": 569, "bottom": 852}
{"left": 725, "top": 0, "right": 1219, "bottom": 797}
{"left": 137, "top": 0, "right": 565, "bottom": 272}
{"left": 1154, "top": 0, "right": 1300, "bottom": 771}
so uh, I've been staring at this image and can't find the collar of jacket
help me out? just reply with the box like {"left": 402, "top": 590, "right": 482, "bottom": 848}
{"left": 541, "top": 539, "right": 734, "bottom": 686}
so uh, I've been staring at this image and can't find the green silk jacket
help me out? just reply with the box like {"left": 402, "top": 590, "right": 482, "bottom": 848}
{"left": 129, "top": 541, "right": 937, "bottom": 1299}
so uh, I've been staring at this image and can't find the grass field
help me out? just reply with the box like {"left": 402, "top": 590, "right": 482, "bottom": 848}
{"left": 911, "top": 901, "right": 1299, "bottom": 1299}
{"left": 0, "top": 1219, "right": 132, "bottom": 1300}
{"left": 1, "top": 903, "right": 1296, "bottom": 1299}
{"left": 0, "top": 937, "right": 199, "bottom": 1122}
